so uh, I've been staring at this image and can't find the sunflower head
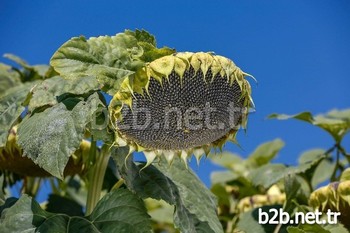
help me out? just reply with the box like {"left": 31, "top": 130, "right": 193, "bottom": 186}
{"left": 110, "top": 52, "right": 254, "bottom": 165}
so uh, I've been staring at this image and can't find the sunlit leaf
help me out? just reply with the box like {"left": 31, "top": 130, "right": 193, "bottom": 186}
{"left": 210, "top": 170, "right": 238, "bottom": 184}
{"left": 269, "top": 111, "right": 313, "bottom": 123}
{"left": 17, "top": 93, "right": 102, "bottom": 178}
{"left": 311, "top": 159, "right": 335, "bottom": 188}
{"left": 50, "top": 30, "right": 174, "bottom": 94}
{"left": 144, "top": 199, "right": 174, "bottom": 225}
{"left": 248, "top": 164, "right": 287, "bottom": 188}
{"left": 208, "top": 151, "right": 243, "bottom": 169}
{"left": 340, "top": 168, "right": 350, "bottom": 181}
{"left": 249, "top": 154, "right": 324, "bottom": 189}
{"left": 269, "top": 109, "right": 350, "bottom": 143}
{"left": 247, "top": 138, "right": 285, "bottom": 167}
{"left": 0, "top": 63, "right": 21, "bottom": 95}
{"left": 298, "top": 149, "right": 326, "bottom": 164}
{"left": 28, "top": 76, "right": 100, "bottom": 111}
{"left": 0, "top": 81, "right": 39, "bottom": 147}
{"left": 4, "top": 53, "right": 51, "bottom": 81}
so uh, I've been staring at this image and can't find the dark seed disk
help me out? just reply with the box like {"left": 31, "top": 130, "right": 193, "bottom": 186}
{"left": 118, "top": 67, "right": 245, "bottom": 150}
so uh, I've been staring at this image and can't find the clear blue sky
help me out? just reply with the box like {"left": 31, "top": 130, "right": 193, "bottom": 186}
{"left": 1, "top": 1, "right": 349, "bottom": 193}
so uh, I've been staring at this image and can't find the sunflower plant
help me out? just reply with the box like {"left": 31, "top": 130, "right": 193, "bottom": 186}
{"left": 0, "top": 29, "right": 253, "bottom": 233}
{"left": 1, "top": 29, "right": 349, "bottom": 233}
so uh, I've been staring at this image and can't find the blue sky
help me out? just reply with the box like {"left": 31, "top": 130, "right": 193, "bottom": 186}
{"left": 1, "top": 1, "right": 350, "bottom": 193}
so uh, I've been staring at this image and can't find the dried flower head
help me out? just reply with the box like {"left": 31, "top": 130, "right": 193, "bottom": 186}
{"left": 110, "top": 52, "right": 254, "bottom": 165}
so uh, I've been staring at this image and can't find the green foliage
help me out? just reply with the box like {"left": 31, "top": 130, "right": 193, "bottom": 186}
{"left": 1, "top": 29, "right": 349, "bottom": 232}
{"left": 208, "top": 108, "right": 350, "bottom": 232}
{"left": 269, "top": 110, "right": 350, "bottom": 143}
{"left": 18, "top": 93, "right": 102, "bottom": 178}
{"left": 0, "top": 81, "right": 40, "bottom": 146}
{"left": 50, "top": 29, "right": 175, "bottom": 94}
{"left": 0, "top": 189, "right": 152, "bottom": 233}
{"left": 114, "top": 148, "right": 223, "bottom": 233}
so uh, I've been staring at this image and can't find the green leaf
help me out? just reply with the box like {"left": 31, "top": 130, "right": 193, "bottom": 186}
{"left": 247, "top": 138, "right": 285, "bottom": 167}
{"left": 210, "top": 183, "right": 231, "bottom": 207}
{"left": 298, "top": 149, "right": 326, "bottom": 164}
{"left": 248, "top": 164, "right": 287, "bottom": 188}
{"left": 236, "top": 205, "right": 287, "bottom": 233}
{"left": 269, "top": 111, "right": 313, "bottom": 123}
{"left": 269, "top": 109, "right": 350, "bottom": 143}
{"left": 88, "top": 188, "right": 152, "bottom": 232}
{"left": 311, "top": 159, "right": 335, "bottom": 188}
{"left": 28, "top": 76, "right": 100, "bottom": 111}
{"left": 297, "top": 149, "right": 334, "bottom": 188}
{"left": 50, "top": 30, "right": 174, "bottom": 94}
{"left": 114, "top": 148, "right": 223, "bottom": 233}
{"left": 249, "top": 154, "right": 324, "bottom": 189}
{"left": 154, "top": 158, "right": 223, "bottom": 233}
{"left": 0, "top": 189, "right": 151, "bottom": 233}
{"left": 4, "top": 53, "right": 51, "bottom": 81}
{"left": 284, "top": 173, "right": 304, "bottom": 213}
{"left": 0, "top": 195, "right": 36, "bottom": 233}
{"left": 340, "top": 168, "right": 350, "bottom": 181}
{"left": 296, "top": 222, "right": 349, "bottom": 233}
{"left": 0, "top": 63, "right": 21, "bottom": 95}
{"left": 17, "top": 93, "right": 102, "bottom": 178}
{"left": 210, "top": 170, "right": 238, "bottom": 184}
{"left": 287, "top": 226, "right": 306, "bottom": 233}
{"left": 125, "top": 29, "right": 156, "bottom": 45}
{"left": 322, "top": 223, "right": 349, "bottom": 233}
{"left": 46, "top": 194, "right": 83, "bottom": 216}
{"left": 0, "top": 81, "right": 39, "bottom": 147}
{"left": 145, "top": 199, "right": 174, "bottom": 224}
{"left": 208, "top": 151, "right": 243, "bottom": 169}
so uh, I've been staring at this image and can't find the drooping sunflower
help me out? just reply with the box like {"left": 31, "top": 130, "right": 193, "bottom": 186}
{"left": 110, "top": 52, "right": 254, "bottom": 165}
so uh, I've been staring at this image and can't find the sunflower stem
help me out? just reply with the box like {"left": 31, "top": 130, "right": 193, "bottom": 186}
{"left": 111, "top": 178, "right": 124, "bottom": 190}
{"left": 86, "top": 144, "right": 110, "bottom": 215}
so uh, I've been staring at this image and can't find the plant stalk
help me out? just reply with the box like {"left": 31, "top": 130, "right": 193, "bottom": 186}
{"left": 86, "top": 144, "right": 111, "bottom": 215}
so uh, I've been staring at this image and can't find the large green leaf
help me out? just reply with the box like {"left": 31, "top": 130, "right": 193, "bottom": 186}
{"left": 0, "top": 81, "right": 39, "bottom": 147}
{"left": 28, "top": 75, "right": 100, "bottom": 111}
{"left": 17, "top": 93, "right": 101, "bottom": 178}
{"left": 0, "top": 63, "right": 21, "bottom": 95}
{"left": 247, "top": 138, "right": 285, "bottom": 167}
{"left": 298, "top": 149, "right": 335, "bottom": 188}
{"left": 114, "top": 148, "right": 223, "bottom": 233}
{"left": 249, "top": 154, "right": 325, "bottom": 189}
{"left": 50, "top": 29, "right": 175, "bottom": 94}
{"left": 248, "top": 164, "right": 287, "bottom": 188}
{"left": 0, "top": 195, "right": 36, "bottom": 233}
{"left": 269, "top": 109, "right": 350, "bottom": 143}
{"left": 0, "top": 189, "right": 151, "bottom": 233}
